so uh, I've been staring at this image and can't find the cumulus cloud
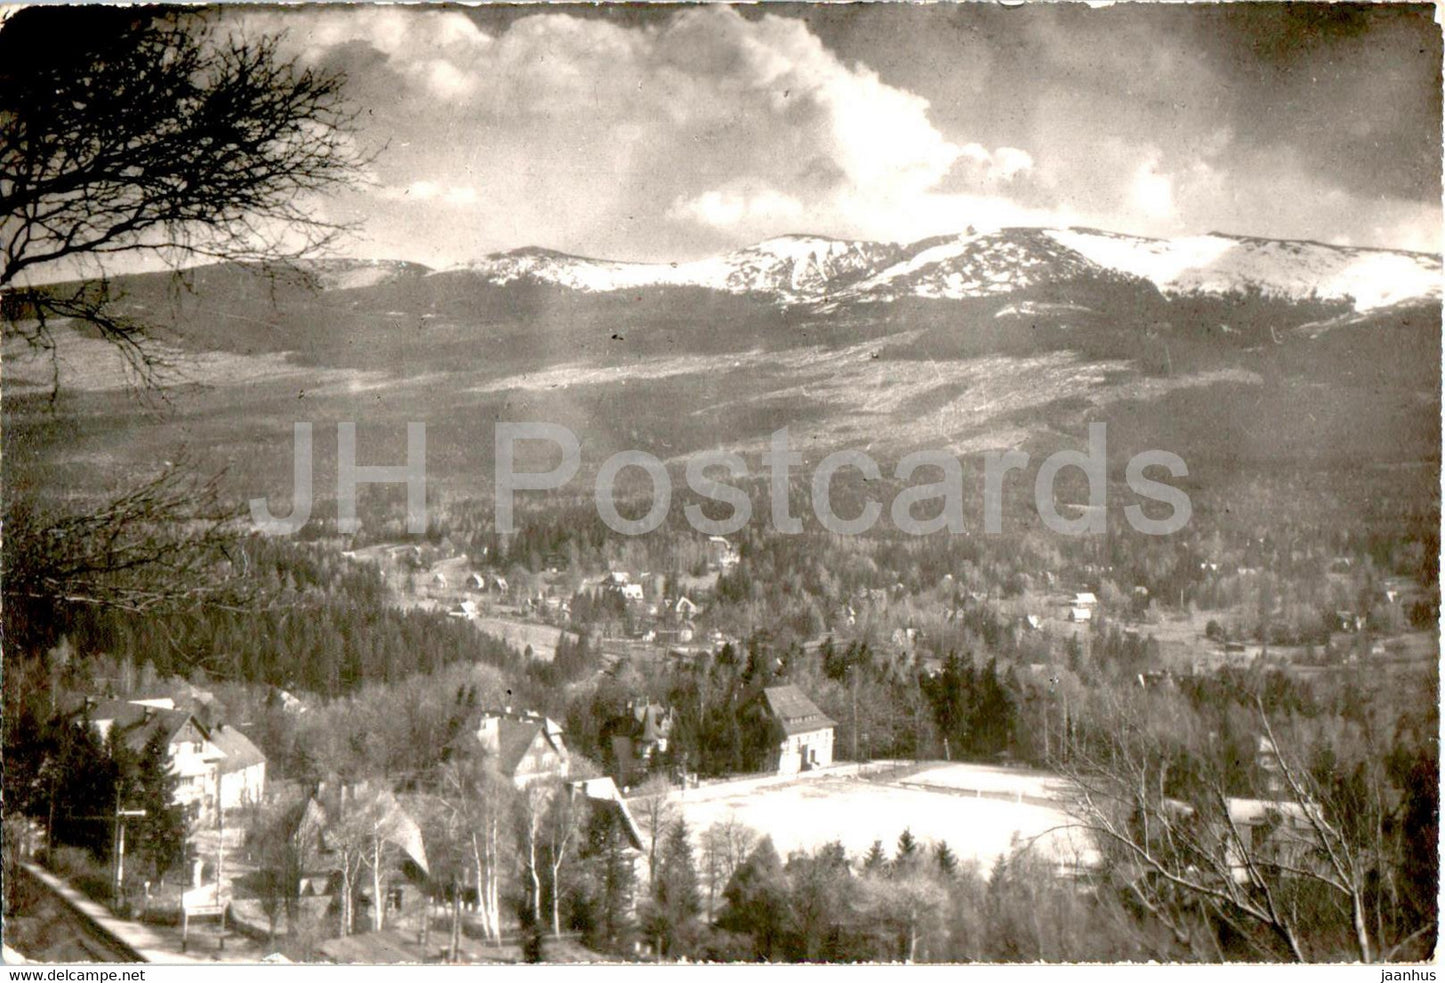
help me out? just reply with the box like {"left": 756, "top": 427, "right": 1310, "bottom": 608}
{"left": 237, "top": 6, "right": 1064, "bottom": 262}
{"left": 227, "top": 5, "right": 1438, "bottom": 264}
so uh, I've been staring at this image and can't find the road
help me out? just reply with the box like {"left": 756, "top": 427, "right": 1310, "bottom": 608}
{"left": 5, "top": 865, "right": 144, "bottom": 963}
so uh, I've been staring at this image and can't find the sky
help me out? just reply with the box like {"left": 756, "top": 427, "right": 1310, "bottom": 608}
{"left": 209, "top": 4, "right": 1445, "bottom": 264}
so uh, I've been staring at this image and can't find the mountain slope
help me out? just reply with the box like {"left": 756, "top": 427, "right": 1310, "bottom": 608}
{"left": 436, "top": 235, "right": 905, "bottom": 301}
{"left": 439, "top": 226, "right": 1439, "bottom": 313}
{"left": 1043, "top": 228, "right": 1440, "bottom": 312}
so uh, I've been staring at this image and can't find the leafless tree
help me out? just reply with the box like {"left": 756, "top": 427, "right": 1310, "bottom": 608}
{"left": 2, "top": 462, "right": 254, "bottom": 648}
{"left": 1056, "top": 688, "right": 1421, "bottom": 962}
{"left": 514, "top": 779, "right": 563, "bottom": 932}
{"left": 1, "top": 6, "right": 367, "bottom": 649}
{"left": 324, "top": 782, "right": 426, "bottom": 936}
{"left": 700, "top": 817, "right": 756, "bottom": 920}
{"left": 435, "top": 751, "right": 513, "bottom": 946}
{"left": 543, "top": 786, "right": 584, "bottom": 936}
{"left": 631, "top": 774, "right": 677, "bottom": 891}
{"left": 2, "top": 8, "right": 365, "bottom": 367}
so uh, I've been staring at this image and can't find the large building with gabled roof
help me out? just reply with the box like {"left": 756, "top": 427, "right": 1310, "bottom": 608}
{"left": 474, "top": 709, "right": 571, "bottom": 788}
{"left": 761, "top": 685, "right": 836, "bottom": 775}
{"left": 87, "top": 698, "right": 225, "bottom": 821}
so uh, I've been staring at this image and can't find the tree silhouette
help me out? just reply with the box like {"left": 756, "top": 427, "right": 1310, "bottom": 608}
{"left": 132, "top": 728, "right": 185, "bottom": 883}
{"left": 1, "top": 6, "right": 366, "bottom": 655}
{"left": 1, "top": 7, "right": 363, "bottom": 303}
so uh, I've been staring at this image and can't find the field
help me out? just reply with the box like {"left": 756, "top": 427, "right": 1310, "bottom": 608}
{"left": 667, "top": 763, "right": 1094, "bottom": 872}
{"left": 901, "top": 761, "right": 1072, "bottom": 802}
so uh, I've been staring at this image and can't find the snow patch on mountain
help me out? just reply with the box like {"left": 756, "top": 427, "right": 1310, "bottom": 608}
{"left": 846, "top": 229, "right": 1123, "bottom": 302}
{"left": 716, "top": 236, "right": 904, "bottom": 298}
{"left": 439, "top": 226, "right": 1440, "bottom": 312}
{"left": 439, "top": 248, "right": 709, "bottom": 292}
{"left": 440, "top": 236, "right": 902, "bottom": 301}
{"left": 290, "top": 258, "right": 432, "bottom": 291}
{"left": 1045, "top": 228, "right": 1440, "bottom": 312}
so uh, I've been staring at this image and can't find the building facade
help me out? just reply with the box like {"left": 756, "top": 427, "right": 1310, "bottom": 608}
{"left": 761, "top": 685, "right": 836, "bottom": 775}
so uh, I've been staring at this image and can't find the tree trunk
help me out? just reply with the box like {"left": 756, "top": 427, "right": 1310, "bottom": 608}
{"left": 551, "top": 861, "right": 562, "bottom": 936}
{"left": 529, "top": 842, "right": 542, "bottom": 926}
{"left": 371, "top": 840, "right": 385, "bottom": 932}
{"left": 471, "top": 832, "right": 493, "bottom": 943}
{"left": 449, "top": 887, "right": 461, "bottom": 963}
{"left": 1351, "top": 889, "right": 1374, "bottom": 963}
{"left": 340, "top": 864, "right": 352, "bottom": 936}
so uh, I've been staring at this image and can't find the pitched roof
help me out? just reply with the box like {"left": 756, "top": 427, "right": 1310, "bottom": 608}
{"left": 632, "top": 702, "right": 673, "bottom": 744}
{"left": 474, "top": 711, "right": 568, "bottom": 778}
{"left": 210, "top": 723, "right": 267, "bottom": 773}
{"left": 87, "top": 701, "right": 206, "bottom": 755}
{"left": 572, "top": 777, "right": 644, "bottom": 851}
{"left": 762, "top": 685, "right": 835, "bottom": 736}
{"left": 496, "top": 717, "right": 547, "bottom": 776}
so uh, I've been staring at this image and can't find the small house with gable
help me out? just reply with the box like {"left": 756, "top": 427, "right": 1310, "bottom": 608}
{"left": 474, "top": 709, "right": 570, "bottom": 789}
{"left": 760, "top": 685, "right": 836, "bottom": 776}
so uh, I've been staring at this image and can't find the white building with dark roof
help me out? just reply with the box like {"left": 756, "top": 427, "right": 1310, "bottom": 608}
{"left": 87, "top": 698, "right": 225, "bottom": 821}
{"left": 761, "top": 685, "right": 836, "bottom": 775}
{"left": 211, "top": 722, "right": 268, "bottom": 809}
{"left": 474, "top": 709, "right": 570, "bottom": 789}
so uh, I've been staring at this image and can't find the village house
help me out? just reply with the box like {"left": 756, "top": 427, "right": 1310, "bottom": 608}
{"left": 448, "top": 598, "right": 479, "bottom": 620}
{"left": 602, "top": 571, "right": 646, "bottom": 603}
{"left": 654, "top": 623, "right": 696, "bottom": 647}
{"left": 760, "top": 685, "right": 836, "bottom": 775}
{"left": 294, "top": 780, "right": 430, "bottom": 926}
{"left": 87, "top": 699, "right": 227, "bottom": 822}
{"left": 474, "top": 709, "right": 570, "bottom": 788}
{"left": 568, "top": 777, "right": 645, "bottom": 850}
{"left": 705, "top": 535, "right": 740, "bottom": 569}
{"left": 1222, "top": 797, "right": 1317, "bottom": 884}
{"left": 606, "top": 701, "right": 674, "bottom": 785}
{"left": 210, "top": 722, "right": 268, "bottom": 810}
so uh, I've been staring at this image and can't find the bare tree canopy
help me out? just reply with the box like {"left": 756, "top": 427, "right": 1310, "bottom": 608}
{"left": 1, "top": 7, "right": 367, "bottom": 649}
{"left": 0, "top": 6, "right": 363, "bottom": 290}
{"left": 4, "top": 464, "right": 245, "bottom": 627}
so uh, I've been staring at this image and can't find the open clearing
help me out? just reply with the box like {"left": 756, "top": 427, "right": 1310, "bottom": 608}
{"left": 901, "top": 761, "right": 1072, "bottom": 802}
{"left": 669, "top": 763, "right": 1093, "bottom": 871}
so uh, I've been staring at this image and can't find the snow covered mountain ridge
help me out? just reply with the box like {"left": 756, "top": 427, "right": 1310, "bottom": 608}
{"left": 437, "top": 227, "right": 1441, "bottom": 313}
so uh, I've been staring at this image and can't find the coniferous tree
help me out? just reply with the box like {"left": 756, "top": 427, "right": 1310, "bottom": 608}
{"left": 861, "top": 840, "right": 888, "bottom": 873}
{"left": 645, "top": 819, "right": 701, "bottom": 958}
{"left": 133, "top": 728, "right": 186, "bottom": 882}
{"left": 934, "top": 840, "right": 958, "bottom": 878}
{"left": 894, "top": 828, "right": 920, "bottom": 872}
{"left": 577, "top": 804, "right": 637, "bottom": 954}
{"left": 53, "top": 715, "right": 118, "bottom": 857}
{"left": 719, "top": 836, "right": 791, "bottom": 961}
